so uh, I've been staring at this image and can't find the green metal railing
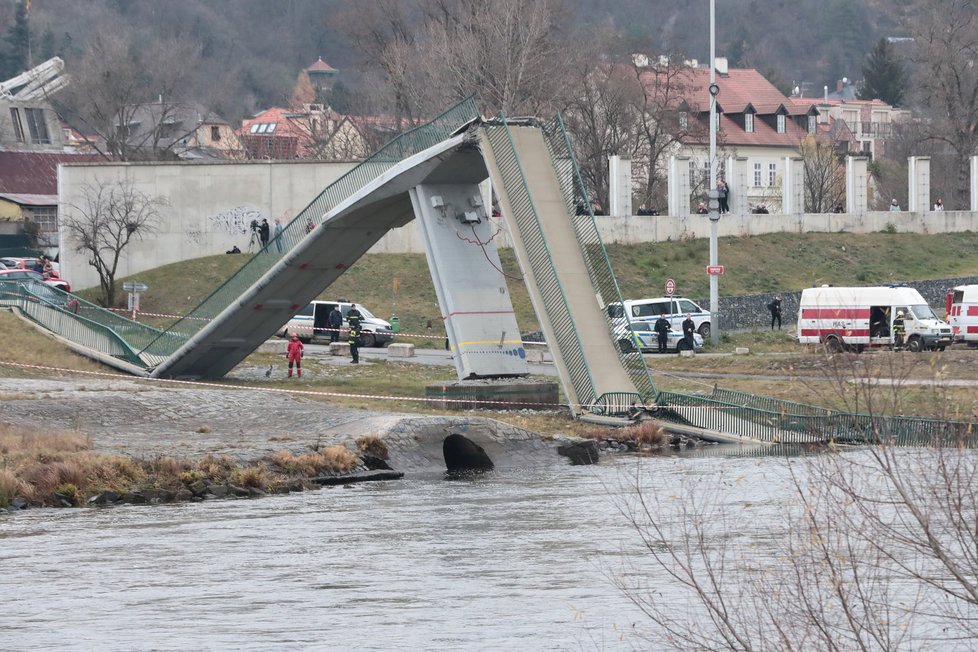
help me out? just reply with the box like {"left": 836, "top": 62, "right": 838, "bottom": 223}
{"left": 137, "top": 97, "right": 482, "bottom": 360}
{"left": 482, "top": 118, "right": 597, "bottom": 409}
{"left": 540, "top": 114, "right": 657, "bottom": 404}
{"left": 0, "top": 280, "right": 164, "bottom": 366}
{"left": 657, "top": 389, "right": 977, "bottom": 447}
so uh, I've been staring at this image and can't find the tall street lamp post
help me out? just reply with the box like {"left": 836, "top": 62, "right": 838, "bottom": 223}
{"left": 707, "top": 0, "right": 720, "bottom": 346}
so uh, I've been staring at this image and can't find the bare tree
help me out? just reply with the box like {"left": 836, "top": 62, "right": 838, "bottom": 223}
{"left": 799, "top": 135, "right": 846, "bottom": 212}
{"left": 614, "top": 353, "right": 978, "bottom": 650}
{"left": 62, "top": 180, "right": 166, "bottom": 306}
{"left": 51, "top": 27, "right": 203, "bottom": 161}
{"left": 904, "top": 0, "right": 978, "bottom": 209}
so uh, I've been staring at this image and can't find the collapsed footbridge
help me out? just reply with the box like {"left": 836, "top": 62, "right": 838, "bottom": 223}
{"left": 2, "top": 98, "right": 975, "bottom": 445}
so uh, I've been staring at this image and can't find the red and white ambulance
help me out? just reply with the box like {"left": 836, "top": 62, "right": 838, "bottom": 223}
{"left": 946, "top": 285, "right": 978, "bottom": 347}
{"left": 797, "top": 285, "right": 953, "bottom": 353}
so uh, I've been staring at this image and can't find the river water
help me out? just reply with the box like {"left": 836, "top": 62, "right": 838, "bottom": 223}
{"left": 0, "top": 449, "right": 798, "bottom": 651}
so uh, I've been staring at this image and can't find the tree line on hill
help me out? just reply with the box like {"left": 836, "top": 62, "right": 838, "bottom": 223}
{"left": 1, "top": 0, "right": 976, "bottom": 210}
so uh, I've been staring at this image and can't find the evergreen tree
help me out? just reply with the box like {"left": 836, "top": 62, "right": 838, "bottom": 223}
{"left": 0, "top": 1, "right": 30, "bottom": 79}
{"left": 858, "top": 38, "right": 907, "bottom": 106}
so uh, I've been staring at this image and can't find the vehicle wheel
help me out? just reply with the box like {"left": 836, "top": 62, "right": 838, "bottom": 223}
{"left": 824, "top": 337, "right": 844, "bottom": 354}
{"left": 618, "top": 338, "right": 635, "bottom": 354}
{"left": 677, "top": 339, "right": 691, "bottom": 352}
{"left": 937, "top": 346, "right": 946, "bottom": 352}
{"left": 698, "top": 322, "right": 711, "bottom": 339}
{"left": 361, "top": 332, "right": 377, "bottom": 348}
{"left": 907, "top": 336, "right": 924, "bottom": 353}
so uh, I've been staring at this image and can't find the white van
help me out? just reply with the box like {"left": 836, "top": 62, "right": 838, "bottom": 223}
{"left": 797, "top": 285, "right": 953, "bottom": 353}
{"left": 946, "top": 285, "right": 978, "bottom": 347}
{"left": 607, "top": 296, "right": 712, "bottom": 338}
{"left": 278, "top": 300, "right": 394, "bottom": 347}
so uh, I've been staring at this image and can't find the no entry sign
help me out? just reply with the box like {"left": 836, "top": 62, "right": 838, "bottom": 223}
{"left": 665, "top": 278, "right": 676, "bottom": 295}
{"left": 706, "top": 265, "right": 725, "bottom": 275}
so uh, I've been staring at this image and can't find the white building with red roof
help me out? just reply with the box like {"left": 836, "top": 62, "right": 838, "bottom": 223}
{"left": 644, "top": 58, "right": 823, "bottom": 213}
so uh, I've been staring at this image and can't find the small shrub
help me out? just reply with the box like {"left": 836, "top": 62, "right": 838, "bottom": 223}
{"left": 0, "top": 469, "right": 26, "bottom": 508}
{"left": 195, "top": 455, "right": 236, "bottom": 482}
{"left": 231, "top": 465, "right": 269, "bottom": 489}
{"left": 620, "top": 422, "right": 667, "bottom": 448}
{"left": 881, "top": 222, "right": 897, "bottom": 234}
{"left": 356, "top": 435, "right": 389, "bottom": 460}
{"left": 54, "top": 482, "right": 80, "bottom": 506}
{"left": 196, "top": 425, "right": 213, "bottom": 434}
{"left": 319, "top": 446, "right": 358, "bottom": 473}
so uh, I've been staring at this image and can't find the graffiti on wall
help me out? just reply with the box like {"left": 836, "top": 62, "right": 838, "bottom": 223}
{"left": 208, "top": 206, "right": 269, "bottom": 236}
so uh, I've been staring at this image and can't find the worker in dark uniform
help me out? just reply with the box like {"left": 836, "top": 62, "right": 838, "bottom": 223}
{"left": 681, "top": 313, "right": 696, "bottom": 351}
{"left": 653, "top": 314, "right": 671, "bottom": 353}
{"left": 348, "top": 322, "right": 361, "bottom": 364}
{"left": 346, "top": 303, "right": 362, "bottom": 331}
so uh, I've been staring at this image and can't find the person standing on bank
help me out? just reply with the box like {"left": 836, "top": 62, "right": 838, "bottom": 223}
{"left": 259, "top": 218, "right": 271, "bottom": 249}
{"left": 768, "top": 294, "right": 783, "bottom": 330}
{"left": 273, "top": 218, "right": 284, "bottom": 253}
{"left": 286, "top": 333, "right": 304, "bottom": 378}
{"left": 654, "top": 314, "right": 671, "bottom": 353}
{"left": 328, "top": 305, "right": 343, "bottom": 343}
{"left": 681, "top": 313, "right": 696, "bottom": 351}
{"left": 717, "top": 179, "right": 729, "bottom": 214}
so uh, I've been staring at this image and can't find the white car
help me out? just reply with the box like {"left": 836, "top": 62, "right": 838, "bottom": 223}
{"left": 278, "top": 300, "right": 394, "bottom": 347}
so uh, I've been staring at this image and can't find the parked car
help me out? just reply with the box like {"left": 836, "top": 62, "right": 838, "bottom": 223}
{"left": 618, "top": 320, "right": 704, "bottom": 353}
{"left": 0, "top": 268, "right": 71, "bottom": 293}
{"left": 277, "top": 300, "right": 394, "bottom": 347}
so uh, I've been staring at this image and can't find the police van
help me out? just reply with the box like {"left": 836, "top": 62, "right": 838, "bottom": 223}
{"left": 606, "top": 296, "right": 712, "bottom": 338}
{"left": 797, "top": 285, "right": 952, "bottom": 353}
{"left": 278, "top": 300, "right": 394, "bottom": 347}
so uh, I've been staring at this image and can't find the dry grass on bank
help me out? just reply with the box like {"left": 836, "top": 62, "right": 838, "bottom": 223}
{"left": 0, "top": 423, "right": 362, "bottom": 509}
{"left": 0, "top": 311, "right": 110, "bottom": 377}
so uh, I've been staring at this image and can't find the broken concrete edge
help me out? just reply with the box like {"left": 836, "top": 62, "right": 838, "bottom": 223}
{"left": 311, "top": 469, "right": 405, "bottom": 485}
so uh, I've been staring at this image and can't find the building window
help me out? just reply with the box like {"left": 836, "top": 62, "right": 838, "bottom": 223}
{"left": 678, "top": 111, "right": 688, "bottom": 130}
{"left": 688, "top": 160, "right": 696, "bottom": 186}
{"left": 753, "top": 163, "right": 762, "bottom": 187}
{"left": 9, "top": 108, "right": 25, "bottom": 142}
{"left": 777, "top": 114, "right": 785, "bottom": 133}
{"left": 211, "top": 126, "right": 221, "bottom": 141}
{"left": 25, "top": 108, "right": 50, "bottom": 144}
{"left": 745, "top": 113, "right": 754, "bottom": 133}
{"left": 807, "top": 115, "right": 816, "bottom": 134}
{"left": 30, "top": 207, "right": 58, "bottom": 233}
{"left": 768, "top": 163, "right": 777, "bottom": 186}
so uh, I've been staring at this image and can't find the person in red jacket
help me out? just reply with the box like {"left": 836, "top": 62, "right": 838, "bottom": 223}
{"left": 287, "top": 333, "right": 304, "bottom": 377}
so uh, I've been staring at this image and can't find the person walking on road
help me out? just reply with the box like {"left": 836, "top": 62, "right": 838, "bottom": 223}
{"left": 328, "top": 305, "right": 343, "bottom": 343}
{"left": 681, "top": 314, "right": 695, "bottom": 351}
{"left": 768, "top": 294, "right": 783, "bottom": 330}
{"left": 654, "top": 314, "right": 671, "bottom": 353}
{"left": 286, "top": 333, "right": 304, "bottom": 378}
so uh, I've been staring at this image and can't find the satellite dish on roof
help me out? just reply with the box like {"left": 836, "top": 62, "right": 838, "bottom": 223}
{"left": 842, "top": 77, "right": 849, "bottom": 84}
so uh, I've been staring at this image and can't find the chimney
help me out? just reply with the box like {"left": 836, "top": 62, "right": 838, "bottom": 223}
{"left": 715, "top": 57, "right": 728, "bottom": 75}
{"left": 824, "top": 85, "right": 829, "bottom": 101}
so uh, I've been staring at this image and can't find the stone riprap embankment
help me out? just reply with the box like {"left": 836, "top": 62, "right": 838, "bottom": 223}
{"left": 0, "top": 378, "right": 585, "bottom": 471}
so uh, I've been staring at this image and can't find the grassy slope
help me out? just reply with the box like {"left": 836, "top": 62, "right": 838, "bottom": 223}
{"left": 77, "top": 231, "right": 978, "bottom": 340}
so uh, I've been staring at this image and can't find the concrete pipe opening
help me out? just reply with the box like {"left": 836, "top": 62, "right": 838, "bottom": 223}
{"left": 443, "top": 433, "right": 494, "bottom": 472}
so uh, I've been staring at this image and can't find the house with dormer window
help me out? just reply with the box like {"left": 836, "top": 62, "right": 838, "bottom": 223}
{"left": 642, "top": 58, "right": 823, "bottom": 213}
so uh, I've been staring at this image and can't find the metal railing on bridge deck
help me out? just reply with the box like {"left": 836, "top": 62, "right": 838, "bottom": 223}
{"left": 657, "top": 388, "right": 977, "bottom": 447}
{"left": 137, "top": 97, "right": 482, "bottom": 361}
{"left": 0, "top": 280, "right": 171, "bottom": 367}
{"left": 539, "top": 114, "right": 656, "bottom": 405}
{"left": 482, "top": 118, "right": 597, "bottom": 410}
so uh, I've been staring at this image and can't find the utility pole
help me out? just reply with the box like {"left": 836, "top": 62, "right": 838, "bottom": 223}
{"left": 707, "top": 0, "right": 721, "bottom": 346}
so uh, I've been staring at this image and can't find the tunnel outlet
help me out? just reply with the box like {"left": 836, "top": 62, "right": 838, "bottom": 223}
{"left": 443, "top": 434, "right": 494, "bottom": 472}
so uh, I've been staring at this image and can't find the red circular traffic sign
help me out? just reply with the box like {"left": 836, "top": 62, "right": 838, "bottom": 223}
{"left": 665, "top": 278, "right": 676, "bottom": 295}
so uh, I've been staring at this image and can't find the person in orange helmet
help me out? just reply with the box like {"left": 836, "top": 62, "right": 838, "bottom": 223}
{"left": 287, "top": 333, "right": 304, "bottom": 377}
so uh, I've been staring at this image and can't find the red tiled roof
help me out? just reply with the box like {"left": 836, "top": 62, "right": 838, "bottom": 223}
{"left": 0, "top": 151, "right": 102, "bottom": 195}
{"left": 306, "top": 57, "right": 337, "bottom": 74}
